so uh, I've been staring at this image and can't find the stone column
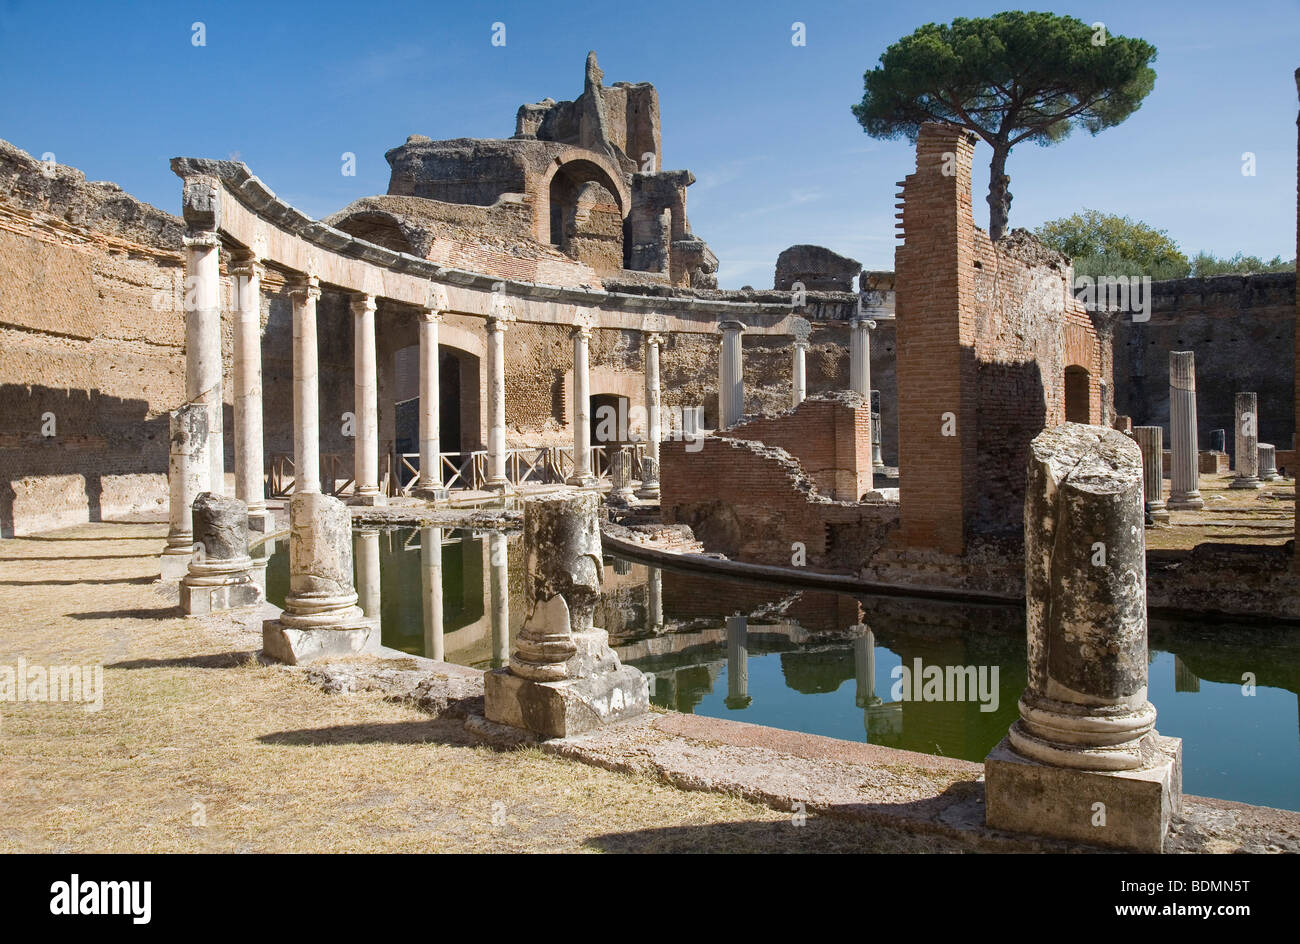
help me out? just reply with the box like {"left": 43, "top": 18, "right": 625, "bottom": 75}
{"left": 849, "top": 318, "right": 875, "bottom": 397}
{"left": 485, "top": 313, "right": 509, "bottom": 491}
{"left": 1259, "top": 443, "right": 1280, "bottom": 481}
{"left": 637, "top": 331, "right": 662, "bottom": 499}
{"left": 567, "top": 323, "right": 595, "bottom": 485}
{"left": 791, "top": 316, "right": 811, "bottom": 409}
{"left": 484, "top": 493, "right": 650, "bottom": 737}
{"left": 724, "top": 614, "right": 751, "bottom": 709}
{"left": 161, "top": 403, "right": 210, "bottom": 578}
{"left": 1167, "top": 351, "right": 1204, "bottom": 510}
{"left": 850, "top": 318, "right": 877, "bottom": 463}
{"left": 351, "top": 294, "right": 385, "bottom": 505}
{"left": 489, "top": 531, "right": 510, "bottom": 669}
{"left": 230, "top": 256, "right": 268, "bottom": 529}
{"left": 262, "top": 492, "right": 375, "bottom": 664}
{"left": 183, "top": 232, "right": 225, "bottom": 495}
{"left": 413, "top": 305, "right": 444, "bottom": 499}
{"left": 608, "top": 450, "right": 636, "bottom": 505}
{"left": 871, "top": 389, "right": 884, "bottom": 470}
{"left": 289, "top": 275, "right": 322, "bottom": 495}
{"left": 1230, "top": 392, "right": 1262, "bottom": 489}
{"left": 985, "top": 423, "right": 1182, "bottom": 853}
{"left": 1133, "top": 426, "right": 1168, "bottom": 522}
{"left": 718, "top": 320, "right": 746, "bottom": 428}
{"left": 355, "top": 527, "right": 382, "bottom": 624}
{"left": 180, "top": 492, "right": 262, "bottom": 615}
{"left": 421, "top": 526, "right": 445, "bottom": 662}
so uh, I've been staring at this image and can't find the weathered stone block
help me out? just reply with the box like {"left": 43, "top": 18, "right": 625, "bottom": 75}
{"left": 484, "top": 662, "right": 649, "bottom": 738}
{"left": 262, "top": 624, "right": 374, "bottom": 666}
{"left": 985, "top": 735, "right": 1182, "bottom": 853}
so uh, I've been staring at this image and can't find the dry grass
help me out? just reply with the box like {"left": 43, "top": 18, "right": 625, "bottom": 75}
{"left": 1145, "top": 473, "right": 1294, "bottom": 552}
{"left": 0, "top": 522, "right": 962, "bottom": 853}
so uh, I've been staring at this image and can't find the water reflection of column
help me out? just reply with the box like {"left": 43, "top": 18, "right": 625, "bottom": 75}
{"left": 1172, "top": 655, "right": 1200, "bottom": 693}
{"left": 421, "top": 526, "right": 444, "bottom": 661}
{"left": 724, "top": 614, "right": 751, "bottom": 709}
{"left": 853, "top": 626, "right": 877, "bottom": 708}
{"left": 647, "top": 567, "right": 663, "bottom": 632}
{"left": 250, "top": 537, "right": 273, "bottom": 594}
{"left": 489, "top": 531, "right": 510, "bottom": 668}
{"left": 356, "top": 527, "right": 382, "bottom": 623}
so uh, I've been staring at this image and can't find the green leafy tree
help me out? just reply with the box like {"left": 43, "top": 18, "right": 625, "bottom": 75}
{"left": 1189, "top": 252, "right": 1296, "bottom": 276}
{"left": 853, "top": 12, "right": 1157, "bottom": 241}
{"left": 1035, "top": 210, "right": 1190, "bottom": 279}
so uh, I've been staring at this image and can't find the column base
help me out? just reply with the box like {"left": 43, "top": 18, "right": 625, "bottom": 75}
{"left": 262, "top": 617, "right": 377, "bottom": 665}
{"left": 483, "top": 663, "right": 649, "bottom": 739}
{"left": 247, "top": 508, "right": 274, "bottom": 533}
{"left": 182, "top": 576, "right": 263, "bottom": 616}
{"left": 349, "top": 491, "right": 388, "bottom": 507}
{"left": 1167, "top": 492, "right": 1204, "bottom": 511}
{"left": 1229, "top": 476, "right": 1263, "bottom": 489}
{"left": 486, "top": 478, "right": 509, "bottom": 493}
{"left": 1146, "top": 500, "right": 1170, "bottom": 523}
{"left": 984, "top": 734, "right": 1181, "bottom": 853}
{"left": 634, "top": 483, "right": 660, "bottom": 501}
{"left": 411, "top": 486, "right": 447, "bottom": 502}
{"left": 565, "top": 474, "right": 597, "bottom": 488}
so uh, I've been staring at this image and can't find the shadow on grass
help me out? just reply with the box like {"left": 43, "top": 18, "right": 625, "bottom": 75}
{"left": 258, "top": 718, "right": 477, "bottom": 748}
{"left": 72, "top": 604, "right": 180, "bottom": 620}
{"left": 0, "top": 575, "right": 158, "bottom": 586}
{"left": 579, "top": 818, "right": 966, "bottom": 854}
{"left": 108, "top": 651, "right": 257, "bottom": 670}
{"left": 0, "top": 554, "right": 161, "bottom": 562}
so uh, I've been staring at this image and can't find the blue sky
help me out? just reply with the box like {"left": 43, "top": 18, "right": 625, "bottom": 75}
{"left": 1, "top": 0, "right": 1296, "bottom": 288}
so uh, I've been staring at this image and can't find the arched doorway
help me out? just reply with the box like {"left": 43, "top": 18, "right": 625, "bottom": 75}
{"left": 591, "top": 393, "right": 631, "bottom": 477}
{"left": 1064, "top": 366, "right": 1091, "bottom": 424}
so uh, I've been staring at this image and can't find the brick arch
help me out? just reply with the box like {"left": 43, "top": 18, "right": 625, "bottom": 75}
{"left": 562, "top": 365, "right": 644, "bottom": 426}
{"left": 534, "top": 150, "right": 631, "bottom": 244}
{"left": 1063, "top": 321, "right": 1095, "bottom": 370}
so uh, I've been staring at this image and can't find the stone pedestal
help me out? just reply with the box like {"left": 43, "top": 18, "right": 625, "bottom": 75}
{"left": 161, "top": 403, "right": 210, "bottom": 579}
{"left": 636, "top": 456, "right": 660, "bottom": 502}
{"left": 985, "top": 423, "right": 1181, "bottom": 853}
{"left": 1259, "top": 443, "right": 1280, "bottom": 481}
{"left": 1167, "top": 351, "right": 1203, "bottom": 510}
{"left": 1133, "top": 426, "right": 1168, "bottom": 523}
{"left": 263, "top": 492, "right": 375, "bottom": 664}
{"left": 608, "top": 450, "right": 636, "bottom": 506}
{"left": 1230, "top": 392, "right": 1262, "bottom": 489}
{"left": 181, "top": 492, "right": 262, "bottom": 615}
{"left": 484, "top": 493, "right": 648, "bottom": 738}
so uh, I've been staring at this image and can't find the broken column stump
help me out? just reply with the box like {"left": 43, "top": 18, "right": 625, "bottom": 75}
{"left": 985, "top": 422, "right": 1182, "bottom": 853}
{"left": 180, "top": 492, "right": 262, "bottom": 615}
{"left": 608, "top": 449, "right": 637, "bottom": 506}
{"left": 484, "top": 492, "right": 649, "bottom": 737}
{"left": 262, "top": 492, "right": 376, "bottom": 664}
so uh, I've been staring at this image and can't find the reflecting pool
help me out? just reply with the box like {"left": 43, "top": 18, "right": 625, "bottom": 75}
{"left": 259, "top": 526, "right": 1300, "bottom": 811}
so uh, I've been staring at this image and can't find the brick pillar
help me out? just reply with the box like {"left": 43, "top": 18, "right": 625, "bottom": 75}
{"left": 894, "top": 123, "right": 979, "bottom": 554}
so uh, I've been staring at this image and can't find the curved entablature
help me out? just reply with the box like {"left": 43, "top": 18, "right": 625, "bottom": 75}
{"left": 170, "top": 156, "right": 795, "bottom": 336}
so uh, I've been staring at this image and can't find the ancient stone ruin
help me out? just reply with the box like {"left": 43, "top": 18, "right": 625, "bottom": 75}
{"left": 986, "top": 424, "right": 1181, "bottom": 852}
{"left": 484, "top": 493, "right": 649, "bottom": 737}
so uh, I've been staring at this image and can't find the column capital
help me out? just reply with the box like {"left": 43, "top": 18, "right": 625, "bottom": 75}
{"left": 418, "top": 306, "right": 443, "bottom": 324}
{"left": 486, "top": 313, "right": 511, "bottom": 333}
{"left": 851, "top": 316, "right": 878, "bottom": 332}
{"left": 644, "top": 331, "right": 664, "bottom": 347}
{"left": 227, "top": 254, "right": 265, "bottom": 280}
{"left": 350, "top": 293, "right": 378, "bottom": 317}
{"left": 719, "top": 319, "right": 746, "bottom": 335}
{"left": 571, "top": 323, "right": 593, "bottom": 340}
{"left": 183, "top": 232, "right": 221, "bottom": 251}
{"left": 288, "top": 274, "right": 321, "bottom": 302}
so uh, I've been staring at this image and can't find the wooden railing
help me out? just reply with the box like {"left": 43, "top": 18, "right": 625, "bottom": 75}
{"left": 389, "top": 443, "right": 648, "bottom": 496}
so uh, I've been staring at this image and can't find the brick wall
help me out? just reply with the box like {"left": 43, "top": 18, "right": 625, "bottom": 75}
{"left": 894, "top": 123, "right": 1106, "bottom": 553}
{"left": 724, "top": 393, "right": 873, "bottom": 500}
{"left": 660, "top": 435, "right": 896, "bottom": 570}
